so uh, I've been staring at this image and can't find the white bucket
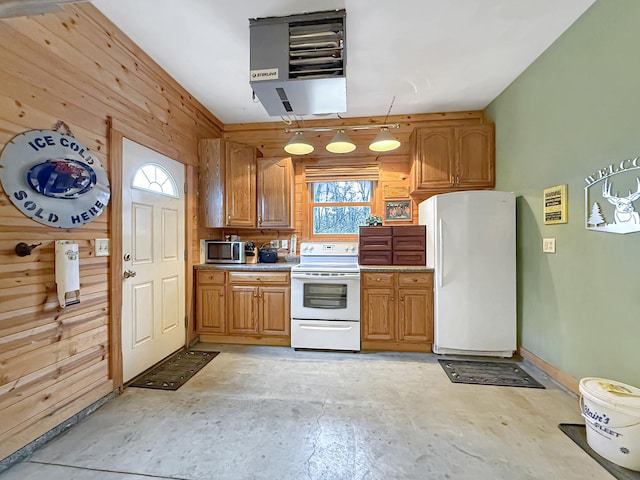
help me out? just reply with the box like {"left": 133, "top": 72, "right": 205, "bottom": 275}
{"left": 579, "top": 377, "right": 640, "bottom": 471}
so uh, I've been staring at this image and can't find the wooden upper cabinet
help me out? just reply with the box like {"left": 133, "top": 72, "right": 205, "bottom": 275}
{"left": 225, "top": 141, "right": 257, "bottom": 227}
{"left": 410, "top": 127, "right": 455, "bottom": 191}
{"left": 257, "top": 157, "right": 294, "bottom": 229}
{"left": 410, "top": 124, "right": 495, "bottom": 193}
{"left": 456, "top": 125, "right": 494, "bottom": 188}
{"left": 198, "top": 138, "right": 259, "bottom": 228}
{"left": 198, "top": 139, "right": 294, "bottom": 229}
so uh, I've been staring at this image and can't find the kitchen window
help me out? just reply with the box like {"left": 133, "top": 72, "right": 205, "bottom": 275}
{"left": 310, "top": 180, "right": 372, "bottom": 234}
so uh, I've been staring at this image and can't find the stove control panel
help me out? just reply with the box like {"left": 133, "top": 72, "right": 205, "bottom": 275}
{"left": 299, "top": 242, "right": 358, "bottom": 256}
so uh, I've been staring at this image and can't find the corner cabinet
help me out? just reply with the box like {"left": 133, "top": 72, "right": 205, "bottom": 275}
{"left": 361, "top": 272, "right": 433, "bottom": 352}
{"left": 199, "top": 139, "right": 294, "bottom": 229}
{"left": 410, "top": 124, "right": 495, "bottom": 194}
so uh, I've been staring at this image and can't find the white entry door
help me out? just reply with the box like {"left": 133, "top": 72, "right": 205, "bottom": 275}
{"left": 122, "top": 138, "right": 185, "bottom": 383}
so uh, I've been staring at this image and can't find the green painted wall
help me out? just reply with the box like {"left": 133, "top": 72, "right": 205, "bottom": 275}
{"left": 486, "top": 0, "right": 640, "bottom": 387}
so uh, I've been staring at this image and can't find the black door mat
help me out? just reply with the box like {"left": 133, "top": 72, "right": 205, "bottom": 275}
{"left": 437, "top": 359, "right": 545, "bottom": 388}
{"left": 128, "top": 350, "right": 219, "bottom": 391}
{"left": 559, "top": 424, "right": 640, "bottom": 480}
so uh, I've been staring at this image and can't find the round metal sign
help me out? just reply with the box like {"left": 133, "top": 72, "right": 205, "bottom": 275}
{"left": 0, "top": 129, "right": 110, "bottom": 228}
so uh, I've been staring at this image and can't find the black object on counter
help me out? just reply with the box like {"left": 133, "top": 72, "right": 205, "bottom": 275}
{"left": 258, "top": 246, "right": 278, "bottom": 263}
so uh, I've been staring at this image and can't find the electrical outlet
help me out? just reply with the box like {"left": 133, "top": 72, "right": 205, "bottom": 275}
{"left": 95, "top": 238, "right": 110, "bottom": 256}
{"left": 281, "top": 239, "right": 288, "bottom": 249}
{"left": 543, "top": 238, "right": 556, "bottom": 253}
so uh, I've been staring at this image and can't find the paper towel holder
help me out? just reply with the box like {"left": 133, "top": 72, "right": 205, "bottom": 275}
{"left": 15, "top": 242, "right": 42, "bottom": 257}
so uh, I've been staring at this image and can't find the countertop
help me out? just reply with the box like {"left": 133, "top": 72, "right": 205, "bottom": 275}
{"left": 359, "top": 265, "right": 434, "bottom": 273}
{"left": 195, "top": 260, "right": 298, "bottom": 271}
{"left": 196, "top": 262, "right": 433, "bottom": 273}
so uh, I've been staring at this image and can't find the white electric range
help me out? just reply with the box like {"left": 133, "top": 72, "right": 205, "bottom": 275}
{"left": 290, "top": 242, "right": 361, "bottom": 351}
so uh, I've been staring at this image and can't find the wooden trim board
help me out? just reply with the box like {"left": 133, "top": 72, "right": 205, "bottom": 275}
{"left": 519, "top": 347, "right": 580, "bottom": 395}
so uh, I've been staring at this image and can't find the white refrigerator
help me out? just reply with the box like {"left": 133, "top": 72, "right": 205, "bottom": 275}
{"left": 419, "top": 191, "right": 516, "bottom": 357}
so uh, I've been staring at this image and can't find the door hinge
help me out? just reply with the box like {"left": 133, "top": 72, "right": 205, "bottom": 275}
{"left": 184, "top": 315, "right": 188, "bottom": 326}
{"left": 184, "top": 182, "right": 188, "bottom": 194}
{"left": 184, "top": 249, "right": 187, "bottom": 260}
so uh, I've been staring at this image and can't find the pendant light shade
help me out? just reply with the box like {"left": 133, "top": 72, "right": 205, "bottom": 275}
{"left": 368, "top": 127, "right": 401, "bottom": 152}
{"left": 326, "top": 129, "right": 356, "bottom": 154}
{"left": 284, "top": 131, "right": 314, "bottom": 155}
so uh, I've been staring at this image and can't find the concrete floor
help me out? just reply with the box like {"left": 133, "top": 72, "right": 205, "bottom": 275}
{"left": 0, "top": 344, "right": 612, "bottom": 480}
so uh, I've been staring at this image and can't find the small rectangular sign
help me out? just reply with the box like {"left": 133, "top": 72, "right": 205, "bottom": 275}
{"left": 250, "top": 68, "right": 279, "bottom": 81}
{"left": 544, "top": 184, "right": 568, "bottom": 224}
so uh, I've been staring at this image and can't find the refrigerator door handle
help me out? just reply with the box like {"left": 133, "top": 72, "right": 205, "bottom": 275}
{"left": 438, "top": 218, "right": 444, "bottom": 288}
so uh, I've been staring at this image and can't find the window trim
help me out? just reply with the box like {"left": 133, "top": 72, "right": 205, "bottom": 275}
{"left": 307, "top": 179, "right": 376, "bottom": 240}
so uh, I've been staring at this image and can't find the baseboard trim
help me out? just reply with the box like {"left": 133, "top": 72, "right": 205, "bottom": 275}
{"left": 519, "top": 347, "right": 579, "bottom": 395}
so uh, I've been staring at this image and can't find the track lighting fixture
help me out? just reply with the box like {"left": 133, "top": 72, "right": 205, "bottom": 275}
{"left": 283, "top": 123, "right": 400, "bottom": 155}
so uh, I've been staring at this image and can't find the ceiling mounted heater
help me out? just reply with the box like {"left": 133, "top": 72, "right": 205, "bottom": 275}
{"left": 249, "top": 9, "right": 346, "bottom": 117}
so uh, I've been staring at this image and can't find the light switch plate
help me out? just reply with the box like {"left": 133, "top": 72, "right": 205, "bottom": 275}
{"left": 95, "top": 238, "right": 110, "bottom": 256}
{"left": 543, "top": 238, "right": 556, "bottom": 253}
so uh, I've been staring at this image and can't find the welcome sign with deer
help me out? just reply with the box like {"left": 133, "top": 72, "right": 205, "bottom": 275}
{"left": 585, "top": 156, "right": 640, "bottom": 234}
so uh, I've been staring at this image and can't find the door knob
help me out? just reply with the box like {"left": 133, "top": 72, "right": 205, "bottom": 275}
{"left": 123, "top": 269, "right": 137, "bottom": 278}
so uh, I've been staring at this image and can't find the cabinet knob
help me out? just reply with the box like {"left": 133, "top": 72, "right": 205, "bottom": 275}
{"left": 412, "top": 278, "right": 418, "bottom": 282}
{"left": 376, "top": 278, "right": 381, "bottom": 282}
{"left": 227, "top": 214, "right": 231, "bottom": 223}
{"left": 258, "top": 293, "right": 263, "bottom": 298}
{"left": 258, "top": 216, "right": 262, "bottom": 225}
{"left": 400, "top": 296, "right": 404, "bottom": 302}
{"left": 390, "top": 297, "right": 395, "bottom": 301}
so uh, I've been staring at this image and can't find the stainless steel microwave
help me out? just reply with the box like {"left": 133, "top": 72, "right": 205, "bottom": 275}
{"left": 203, "top": 241, "right": 246, "bottom": 264}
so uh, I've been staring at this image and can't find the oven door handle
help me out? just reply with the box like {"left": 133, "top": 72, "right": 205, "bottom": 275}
{"left": 291, "top": 272, "right": 361, "bottom": 279}
{"left": 297, "top": 323, "right": 357, "bottom": 331}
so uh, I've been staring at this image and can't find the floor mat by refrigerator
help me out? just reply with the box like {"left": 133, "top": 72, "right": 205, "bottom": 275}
{"left": 438, "top": 359, "right": 545, "bottom": 388}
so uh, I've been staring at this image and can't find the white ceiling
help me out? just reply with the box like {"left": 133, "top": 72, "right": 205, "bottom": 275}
{"left": 91, "top": 0, "right": 596, "bottom": 125}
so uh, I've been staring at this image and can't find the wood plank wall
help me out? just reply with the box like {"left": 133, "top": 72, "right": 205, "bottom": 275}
{"left": 0, "top": 4, "right": 221, "bottom": 460}
{"left": 213, "top": 111, "right": 487, "bottom": 245}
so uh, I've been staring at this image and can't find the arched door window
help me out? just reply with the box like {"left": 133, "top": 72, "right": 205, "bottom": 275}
{"left": 131, "top": 163, "right": 179, "bottom": 198}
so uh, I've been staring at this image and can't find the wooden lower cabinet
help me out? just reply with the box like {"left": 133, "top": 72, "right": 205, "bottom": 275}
{"left": 196, "top": 269, "right": 290, "bottom": 345}
{"left": 196, "top": 271, "right": 226, "bottom": 334}
{"left": 361, "top": 272, "right": 433, "bottom": 352}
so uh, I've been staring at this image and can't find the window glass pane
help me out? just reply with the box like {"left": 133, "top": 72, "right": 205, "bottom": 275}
{"left": 132, "top": 163, "right": 179, "bottom": 198}
{"left": 313, "top": 181, "right": 371, "bottom": 203}
{"left": 313, "top": 206, "right": 371, "bottom": 234}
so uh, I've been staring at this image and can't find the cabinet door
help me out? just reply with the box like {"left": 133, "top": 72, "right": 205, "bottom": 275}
{"left": 411, "top": 127, "right": 455, "bottom": 191}
{"left": 228, "top": 285, "right": 259, "bottom": 334}
{"left": 260, "top": 286, "right": 290, "bottom": 335}
{"left": 196, "top": 285, "right": 226, "bottom": 334}
{"left": 257, "top": 157, "right": 293, "bottom": 228}
{"left": 198, "top": 139, "right": 225, "bottom": 228}
{"left": 455, "top": 125, "right": 495, "bottom": 188}
{"left": 397, "top": 287, "right": 433, "bottom": 343}
{"left": 225, "top": 141, "right": 257, "bottom": 227}
{"left": 361, "top": 287, "right": 396, "bottom": 341}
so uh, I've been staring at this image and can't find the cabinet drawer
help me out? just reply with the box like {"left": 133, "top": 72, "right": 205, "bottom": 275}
{"left": 228, "top": 271, "right": 289, "bottom": 284}
{"left": 362, "top": 272, "right": 395, "bottom": 288}
{"left": 398, "top": 273, "right": 433, "bottom": 287}
{"left": 360, "top": 236, "right": 393, "bottom": 250}
{"left": 360, "top": 226, "right": 392, "bottom": 236}
{"left": 359, "top": 251, "right": 393, "bottom": 265}
{"left": 392, "top": 236, "right": 426, "bottom": 251}
{"left": 392, "top": 225, "right": 425, "bottom": 237}
{"left": 393, "top": 251, "right": 426, "bottom": 266}
{"left": 197, "top": 270, "right": 226, "bottom": 284}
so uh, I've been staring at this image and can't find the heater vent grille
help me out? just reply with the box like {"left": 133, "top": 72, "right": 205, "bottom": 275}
{"left": 249, "top": 10, "right": 347, "bottom": 117}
